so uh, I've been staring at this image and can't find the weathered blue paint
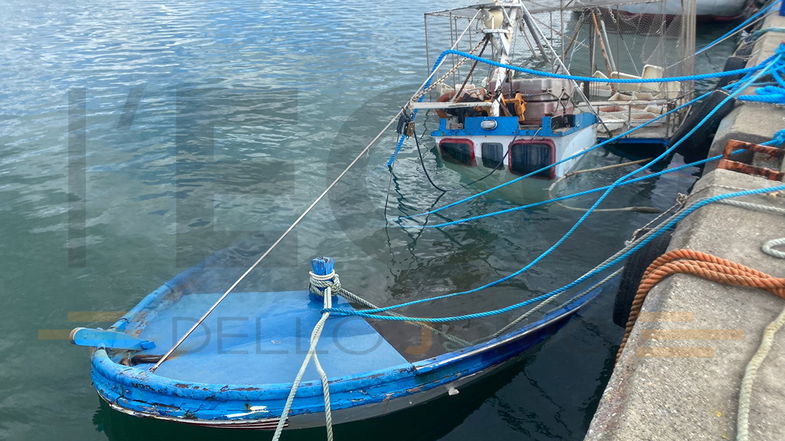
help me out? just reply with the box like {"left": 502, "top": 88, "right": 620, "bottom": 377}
{"left": 70, "top": 327, "right": 155, "bottom": 350}
{"left": 84, "top": 258, "right": 613, "bottom": 428}
{"left": 431, "top": 113, "right": 597, "bottom": 138}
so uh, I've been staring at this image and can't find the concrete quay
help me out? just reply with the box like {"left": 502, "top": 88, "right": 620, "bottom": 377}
{"left": 585, "top": 11, "right": 785, "bottom": 441}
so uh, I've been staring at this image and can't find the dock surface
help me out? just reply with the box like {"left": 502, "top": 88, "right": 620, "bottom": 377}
{"left": 585, "top": 11, "right": 785, "bottom": 441}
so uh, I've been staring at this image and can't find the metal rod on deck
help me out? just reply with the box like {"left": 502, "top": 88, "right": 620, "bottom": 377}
{"left": 590, "top": 11, "right": 614, "bottom": 76}
{"left": 521, "top": 10, "right": 549, "bottom": 62}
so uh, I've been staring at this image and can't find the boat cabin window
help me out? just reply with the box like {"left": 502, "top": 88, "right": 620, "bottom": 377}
{"left": 439, "top": 139, "right": 474, "bottom": 166}
{"left": 481, "top": 143, "right": 505, "bottom": 169}
{"left": 509, "top": 140, "right": 554, "bottom": 178}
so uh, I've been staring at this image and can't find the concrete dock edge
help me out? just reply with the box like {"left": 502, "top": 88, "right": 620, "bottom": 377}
{"left": 585, "top": 11, "right": 785, "bottom": 441}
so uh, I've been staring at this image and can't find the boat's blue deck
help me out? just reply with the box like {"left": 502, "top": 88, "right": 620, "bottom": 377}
{"left": 131, "top": 291, "right": 409, "bottom": 384}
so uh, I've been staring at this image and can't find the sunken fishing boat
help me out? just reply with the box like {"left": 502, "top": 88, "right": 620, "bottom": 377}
{"left": 412, "top": 0, "right": 697, "bottom": 201}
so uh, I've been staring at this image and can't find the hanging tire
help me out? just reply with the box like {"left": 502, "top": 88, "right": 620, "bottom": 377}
{"left": 715, "top": 55, "right": 749, "bottom": 90}
{"left": 613, "top": 230, "right": 673, "bottom": 327}
{"left": 670, "top": 89, "right": 735, "bottom": 164}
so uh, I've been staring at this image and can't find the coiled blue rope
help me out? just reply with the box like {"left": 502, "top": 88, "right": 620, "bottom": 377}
{"left": 738, "top": 66, "right": 785, "bottom": 104}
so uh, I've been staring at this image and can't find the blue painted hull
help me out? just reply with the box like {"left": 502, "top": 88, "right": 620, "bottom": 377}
{"left": 87, "top": 261, "right": 609, "bottom": 429}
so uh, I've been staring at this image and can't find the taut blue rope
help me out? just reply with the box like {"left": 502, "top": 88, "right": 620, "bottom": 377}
{"left": 413, "top": 150, "right": 743, "bottom": 229}
{"left": 326, "top": 184, "right": 785, "bottom": 322}
{"left": 428, "top": 50, "right": 775, "bottom": 85}
{"left": 402, "top": 90, "right": 713, "bottom": 219}
{"left": 385, "top": 37, "right": 781, "bottom": 167}
{"left": 405, "top": 44, "right": 785, "bottom": 219}
{"left": 695, "top": 0, "right": 781, "bottom": 56}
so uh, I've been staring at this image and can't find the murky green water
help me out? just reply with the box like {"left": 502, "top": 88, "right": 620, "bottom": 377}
{"left": 0, "top": 1, "right": 737, "bottom": 439}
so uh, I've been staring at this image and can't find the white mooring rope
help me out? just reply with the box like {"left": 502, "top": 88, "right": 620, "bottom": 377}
{"left": 737, "top": 305, "right": 785, "bottom": 441}
{"left": 271, "top": 272, "right": 336, "bottom": 441}
{"left": 736, "top": 225, "right": 785, "bottom": 440}
{"left": 762, "top": 237, "right": 785, "bottom": 259}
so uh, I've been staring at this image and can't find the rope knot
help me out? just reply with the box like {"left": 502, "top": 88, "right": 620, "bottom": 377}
{"left": 309, "top": 271, "right": 341, "bottom": 296}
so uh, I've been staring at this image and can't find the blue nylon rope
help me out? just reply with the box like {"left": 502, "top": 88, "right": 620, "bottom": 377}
{"left": 762, "top": 128, "right": 785, "bottom": 146}
{"left": 327, "top": 56, "right": 781, "bottom": 320}
{"left": 431, "top": 50, "right": 776, "bottom": 85}
{"left": 327, "top": 183, "right": 785, "bottom": 322}
{"left": 404, "top": 47, "right": 784, "bottom": 220}
{"left": 695, "top": 0, "right": 781, "bottom": 56}
{"left": 385, "top": 38, "right": 781, "bottom": 167}
{"left": 402, "top": 90, "right": 713, "bottom": 219}
{"left": 386, "top": 50, "right": 451, "bottom": 167}
{"left": 411, "top": 63, "right": 785, "bottom": 228}
{"left": 413, "top": 151, "right": 740, "bottom": 229}
{"left": 738, "top": 66, "right": 785, "bottom": 104}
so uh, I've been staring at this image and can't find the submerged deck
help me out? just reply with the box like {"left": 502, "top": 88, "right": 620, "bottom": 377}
{"left": 133, "top": 291, "right": 409, "bottom": 385}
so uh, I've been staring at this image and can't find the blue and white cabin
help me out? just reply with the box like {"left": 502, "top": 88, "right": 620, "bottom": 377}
{"left": 428, "top": 78, "right": 597, "bottom": 179}
{"left": 413, "top": 4, "right": 600, "bottom": 180}
{"left": 416, "top": 0, "right": 693, "bottom": 179}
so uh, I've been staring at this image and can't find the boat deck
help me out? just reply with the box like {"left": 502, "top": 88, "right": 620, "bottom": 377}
{"left": 132, "top": 291, "right": 409, "bottom": 385}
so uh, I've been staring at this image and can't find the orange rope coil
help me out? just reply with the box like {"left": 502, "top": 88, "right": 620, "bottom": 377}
{"left": 617, "top": 249, "right": 785, "bottom": 361}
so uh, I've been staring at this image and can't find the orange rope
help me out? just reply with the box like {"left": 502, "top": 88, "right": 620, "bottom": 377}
{"left": 617, "top": 249, "right": 785, "bottom": 362}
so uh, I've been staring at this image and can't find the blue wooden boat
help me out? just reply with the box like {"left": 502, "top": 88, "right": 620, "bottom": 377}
{"left": 74, "top": 254, "right": 609, "bottom": 429}
{"left": 70, "top": 2, "right": 647, "bottom": 431}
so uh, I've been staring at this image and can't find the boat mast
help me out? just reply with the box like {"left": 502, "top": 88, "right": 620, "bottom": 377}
{"left": 680, "top": 0, "right": 697, "bottom": 94}
{"left": 486, "top": 1, "right": 519, "bottom": 117}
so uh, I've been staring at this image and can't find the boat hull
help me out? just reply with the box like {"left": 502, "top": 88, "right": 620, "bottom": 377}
{"left": 433, "top": 114, "right": 598, "bottom": 180}
{"left": 87, "top": 265, "right": 613, "bottom": 429}
{"left": 617, "top": 0, "right": 747, "bottom": 20}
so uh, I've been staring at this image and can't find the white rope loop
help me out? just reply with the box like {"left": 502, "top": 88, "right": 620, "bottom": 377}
{"left": 762, "top": 237, "right": 785, "bottom": 259}
{"left": 309, "top": 271, "right": 340, "bottom": 297}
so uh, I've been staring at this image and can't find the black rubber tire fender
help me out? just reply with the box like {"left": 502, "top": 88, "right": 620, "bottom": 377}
{"left": 715, "top": 55, "right": 749, "bottom": 90}
{"left": 670, "top": 89, "right": 735, "bottom": 164}
{"left": 613, "top": 230, "right": 673, "bottom": 327}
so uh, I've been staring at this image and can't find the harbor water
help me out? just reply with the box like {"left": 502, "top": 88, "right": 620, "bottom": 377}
{"left": 0, "top": 1, "right": 738, "bottom": 439}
